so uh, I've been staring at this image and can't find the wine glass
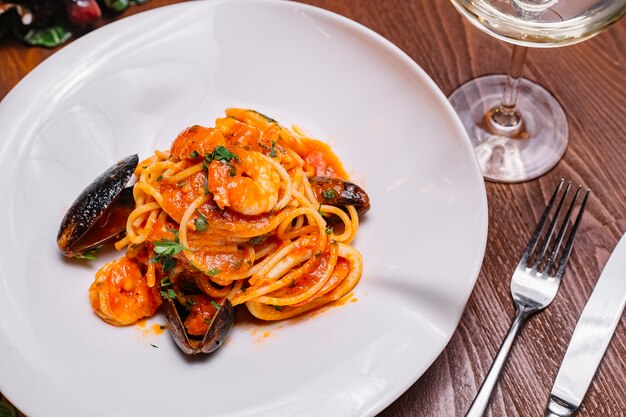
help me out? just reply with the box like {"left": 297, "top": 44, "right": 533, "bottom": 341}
{"left": 448, "top": 0, "right": 626, "bottom": 182}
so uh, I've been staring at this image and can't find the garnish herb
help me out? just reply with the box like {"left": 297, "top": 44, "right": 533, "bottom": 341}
{"left": 153, "top": 239, "right": 185, "bottom": 256}
{"left": 188, "top": 150, "right": 199, "bottom": 158}
{"left": 186, "top": 299, "right": 196, "bottom": 308}
{"left": 322, "top": 188, "right": 337, "bottom": 199}
{"left": 315, "top": 250, "right": 322, "bottom": 257}
{"left": 160, "top": 277, "right": 172, "bottom": 287}
{"left": 273, "top": 305, "right": 283, "bottom": 311}
{"left": 150, "top": 344, "right": 158, "bottom": 348}
{"left": 159, "top": 325, "right": 166, "bottom": 330}
{"left": 210, "top": 300, "right": 222, "bottom": 311}
{"left": 207, "top": 268, "right": 221, "bottom": 276}
{"left": 177, "top": 181, "right": 187, "bottom": 187}
{"left": 204, "top": 318, "right": 212, "bottom": 324}
{"left": 194, "top": 209, "right": 208, "bottom": 232}
{"left": 289, "top": 279, "right": 297, "bottom": 288}
{"left": 269, "top": 140, "right": 277, "bottom": 157}
{"left": 76, "top": 247, "right": 100, "bottom": 261}
{"left": 156, "top": 175, "right": 163, "bottom": 182}
{"left": 160, "top": 288, "right": 177, "bottom": 300}
{"left": 149, "top": 238, "right": 191, "bottom": 274}
{"left": 206, "top": 145, "right": 239, "bottom": 164}
{"left": 325, "top": 227, "right": 333, "bottom": 235}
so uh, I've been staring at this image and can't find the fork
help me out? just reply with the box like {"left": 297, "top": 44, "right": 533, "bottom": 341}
{"left": 466, "top": 180, "right": 590, "bottom": 417}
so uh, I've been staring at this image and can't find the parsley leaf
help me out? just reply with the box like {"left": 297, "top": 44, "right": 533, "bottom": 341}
{"left": 195, "top": 219, "right": 207, "bottom": 232}
{"left": 269, "top": 140, "right": 277, "bottom": 157}
{"left": 325, "top": 227, "right": 334, "bottom": 235}
{"left": 206, "top": 146, "right": 239, "bottom": 164}
{"left": 322, "top": 188, "right": 338, "bottom": 199}
{"left": 188, "top": 150, "right": 199, "bottom": 158}
{"left": 156, "top": 175, "right": 163, "bottom": 182}
{"left": 160, "top": 288, "right": 177, "bottom": 300}
{"left": 273, "top": 305, "right": 283, "bottom": 311}
{"left": 207, "top": 268, "right": 221, "bottom": 276}
{"left": 210, "top": 300, "right": 222, "bottom": 311}
{"left": 153, "top": 239, "right": 185, "bottom": 256}
{"left": 75, "top": 247, "right": 100, "bottom": 261}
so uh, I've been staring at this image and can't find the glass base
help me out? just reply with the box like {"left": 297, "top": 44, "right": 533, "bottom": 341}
{"left": 449, "top": 74, "right": 568, "bottom": 183}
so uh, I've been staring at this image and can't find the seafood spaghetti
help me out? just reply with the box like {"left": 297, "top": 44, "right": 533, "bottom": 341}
{"left": 58, "top": 108, "right": 370, "bottom": 354}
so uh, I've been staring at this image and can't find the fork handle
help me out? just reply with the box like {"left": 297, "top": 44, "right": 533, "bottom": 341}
{"left": 465, "top": 306, "right": 533, "bottom": 417}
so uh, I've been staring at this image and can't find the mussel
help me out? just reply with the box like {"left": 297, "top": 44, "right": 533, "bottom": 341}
{"left": 57, "top": 154, "right": 138, "bottom": 257}
{"left": 309, "top": 176, "right": 370, "bottom": 220}
{"left": 163, "top": 294, "right": 235, "bottom": 355}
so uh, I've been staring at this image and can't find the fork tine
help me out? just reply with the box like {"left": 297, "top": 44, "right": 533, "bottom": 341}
{"left": 543, "top": 185, "right": 582, "bottom": 274}
{"left": 554, "top": 188, "right": 590, "bottom": 279}
{"left": 519, "top": 179, "right": 564, "bottom": 266}
{"left": 530, "top": 181, "right": 572, "bottom": 271}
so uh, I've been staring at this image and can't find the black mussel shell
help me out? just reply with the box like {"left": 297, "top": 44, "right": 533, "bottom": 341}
{"left": 163, "top": 297, "right": 235, "bottom": 355}
{"left": 310, "top": 176, "right": 370, "bottom": 219}
{"left": 57, "top": 154, "right": 138, "bottom": 257}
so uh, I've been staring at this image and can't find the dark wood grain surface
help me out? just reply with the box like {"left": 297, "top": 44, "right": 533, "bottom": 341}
{"left": 1, "top": 1, "right": 625, "bottom": 416}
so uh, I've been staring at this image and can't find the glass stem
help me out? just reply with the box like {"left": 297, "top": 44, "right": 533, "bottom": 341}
{"left": 490, "top": 45, "right": 528, "bottom": 130}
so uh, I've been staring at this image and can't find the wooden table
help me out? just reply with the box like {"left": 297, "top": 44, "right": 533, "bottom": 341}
{"left": 1, "top": 1, "right": 625, "bottom": 416}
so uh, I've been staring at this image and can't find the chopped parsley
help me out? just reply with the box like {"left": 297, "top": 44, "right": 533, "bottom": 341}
{"left": 207, "top": 268, "right": 221, "bottom": 276}
{"left": 150, "top": 344, "right": 158, "bottom": 348}
{"left": 204, "top": 317, "right": 212, "bottom": 324}
{"left": 177, "top": 181, "right": 187, "bottom": 187}
{"left": 210, "top": 300, "right": 222, "bottom": 311}
{"left": 149, "top": 238, "right": 190, "bottom": 274}
{"left": 160, "top": 288, "right": 177, "bottom": 300}
{"left": 153, "top": 239, "right": 185, "bottom": 256}
{"left": 194, "top": 209, "right": 208, "bottom": 232}
{"left": 322, "top": 188, "right": 337, "bottom": 199}
{"left": 75, "top": 247, "right": 100, "bottom": 261}
{"left": 273, "top": 305, "right": 283, "bottom": 311}
{"left": 207, "top": 145, "right": 239, "bottom": 164}
{"left": 188, "top": 150, "right": 199, "bottom": 158}
{"left": 156, "top": 175, "right": 163, "bottom": 182}
{"left": 325, "top": 227, "right": 334, "bottom": 235}
{"left": 269, "top": 140, "right": 277, "bottom": 157}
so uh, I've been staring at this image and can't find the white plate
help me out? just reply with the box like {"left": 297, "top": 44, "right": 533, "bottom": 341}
{"left": 0, "top": 1, "right": 487, "bottom": 416}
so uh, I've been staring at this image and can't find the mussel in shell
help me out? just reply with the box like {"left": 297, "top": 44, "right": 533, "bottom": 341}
{"left": 57, "top": 154, "right": 138, "bottom": 257}
{"left": 163, "top": 294, "right": 235, "bottom": 355}
{"left": 309, "top": 176, "right": 370, "bottom": 220}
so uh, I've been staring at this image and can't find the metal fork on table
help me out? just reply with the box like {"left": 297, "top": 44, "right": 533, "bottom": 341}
{"left": 466, "top": 180, "right": 590, "bottom": 417}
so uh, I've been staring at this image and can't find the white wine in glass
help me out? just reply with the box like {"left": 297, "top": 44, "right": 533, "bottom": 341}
{"left": 449, "top": 0, "right": 626, "bottom": 183}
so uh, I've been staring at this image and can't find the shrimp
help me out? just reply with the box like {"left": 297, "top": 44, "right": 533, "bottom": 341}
{"left": 208, "top": 150, "right": 281, "bottom": 215}
{"left": 89, "top": 257, "right": 162, "bottom": 326}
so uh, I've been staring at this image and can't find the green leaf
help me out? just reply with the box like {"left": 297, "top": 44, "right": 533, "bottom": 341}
{"left": 103, "top": 0, "right": 130, "bottom": 12}
{"left": 20, "top": 25, "right": 73, "bottom": 48}
{"left": 194, "top": 209, "right": 208, "bottom": 232}
{"left": 210, "top": 300, "right": 222, "bottom": 310}
{"left": 75, "top": 247, "right": 100, "bottom": 261}
{"left": 269, "top": 140, "right": 277, "bottom": 157}
{"left": 160, "top": 288, "right": 177, "bottom": 300}
{"left": 322, "top": 188, "right": 337, "bottom": 199}
{"left": 207, "top": 268, "right": 221, "bottom": 276}
{"left": 153, "top": 239, "right": 185, "bottom": 256}
{"left": 206, "top": 146, "right": 239, "bottom": 164}
{"left": 188, "top": 150, "right": 199, "bottom": 158}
